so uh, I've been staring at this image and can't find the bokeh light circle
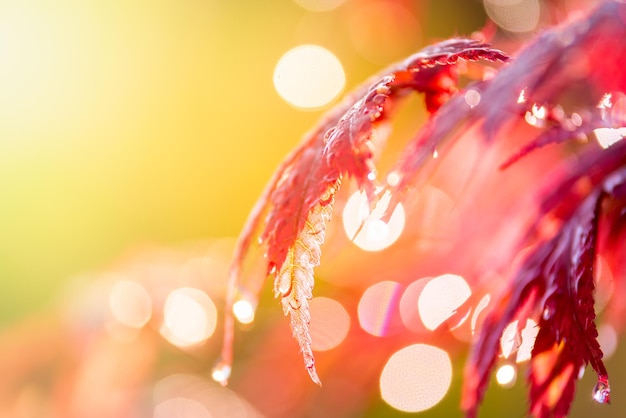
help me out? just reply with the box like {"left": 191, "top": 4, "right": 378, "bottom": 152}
{"left": 343, "top": 190, "right": 405, "bottom": 252}
{"left": 496, "top": 364, "right": 517, "bottom": 388}
{"left": 108, "top": 279, "right": 152, "bottom": 328}
{"left": 418, "top": 274, "right": 471, "bottom": 330}
{"left": 380, "top": 344, "right": 452, "bottom": 412}
{"left": 273, "top": 45, "right": 345, "bottom": 109}
{"left": 154, "top": 397, "right": 212, "bottom": 418}
{"left": 358, "top": 281, "right": 403, "bottom": 336}
{"left": 500, "top": 319, "right": 538, "bottom": 362}
{"left": 399, "top": 278, "right": 430, "bottom": 333}
{"left": 160, "top": 287, "right": 217, "bottom": 347}
{"left": 309, "top": 297, "right": 351, "bottom": 351}
{"left": 483, "top": 0, "right": 540, "bottom": 33}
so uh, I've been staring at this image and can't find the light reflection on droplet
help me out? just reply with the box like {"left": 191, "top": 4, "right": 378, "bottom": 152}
{"left": 293, "top": 0, "right": 347, "bottom": 12}
{"left": 309, "top": 297, "right": 350, "bottom": 351}
{"left": 342, "top": 190, "right": 405, "bottom": 252}
{"left": 233, "top": 299, "right": 255, "bottom": 325}
{"left": 358, "top": 281, "right": 403, "bottom": 337}
{"left": 108, "top": 279, "right": 152, "bottom": 329}
{"left": 154, "top": 397, "right": 212, "bottom": 418}
{"left": 464, "top": 89, "right": 481, "bottom": 108}
{"left": 418, "top": 274, "right": 471, "bottom": 331}
{"left": 380, "top": 344, "right": 452, "bottom": 412}
{"left": 483, "top": 0, "right": 541, "bottom": 33}
{"left": 500, "top": 319, "right": 538, "bottom": 362}
{"left": 496, "top": 364, "right": 517, "bottom": 388}
{"left": 273, "top": 45, "right": 345, "bottom": 110}
{"left": 211, "top": 361, "right": 232, "bottom": 386}
{"left": 160, "top": 287, "right": 217, "bottom": 348}
{"left": 592, "top": 376, "right": 611, "bottom": 404}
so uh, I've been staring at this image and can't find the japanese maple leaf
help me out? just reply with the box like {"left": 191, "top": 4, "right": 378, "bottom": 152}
{"left": 458, "top": 2, "right": 626, "bottom": 417}
{"left": 217, "top": 39, "right": 508, "bottom": 385}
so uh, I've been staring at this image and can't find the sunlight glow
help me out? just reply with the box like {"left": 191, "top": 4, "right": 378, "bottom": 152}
{"left": 483, "top": 0, "right": 540, "bottom": 33}
{"left": 380, "top": 344, "right": 452, "bottom": 412}
{"left": 418, "top": 274, "right": 471, "bottom": 331}
{"left": 500, "top": 319, "right": 538, "bottom": 362}
{"left": 233, "top": 299, "right": 255, "bottom": 325}
{"left": 108, "top": 279, "right": 152, "bottom": 329}
{"left": 309, "top": 297, "right": 351, "bottom": 351}
{"left": 343, "top": 190, "right": 405, "bottom": 252}
{"left": 358, "top": 281, "right": 403, "bottom": 336}
{"left": 496, "top": 364, "right": 517, "bottom": 387}
{"left": 293, "top": 0, "right": 347, "bottom": 12}
{"left": 273, "top": 45, "right": 345, "bottom": 109}
{"left": 160, "top": 287, "right": 217, "bottom": 348}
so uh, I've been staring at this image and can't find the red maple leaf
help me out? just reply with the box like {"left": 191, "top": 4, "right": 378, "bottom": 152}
{"left": 219, "top": 2, "right": 626, "bottom": 418}
{"left": 217, "top": 39, "right": 507, "bottom": 385}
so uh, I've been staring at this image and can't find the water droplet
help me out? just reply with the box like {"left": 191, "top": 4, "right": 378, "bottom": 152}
{"left": 433, "top": 149, "right": 439, "bottom": 159}
{"left": 592, "top": 376, "right": 611, "bottom": 404}
{"left": 233, "top": 299, "right": 256, "bottom": 324}
{"left": 542, "top": 300, "right": 556, "bottom": 321}
{"left": 211, "top": 360, "right": 232, "bottom": 386}
{"left": 578, "top": 365, "right": 586, "bottom": 380}
{"left": 464, "top": 89, "right": 481, "bottom": 108}
{"left": 367, "top": 171, "right": 377, "bottom": 181}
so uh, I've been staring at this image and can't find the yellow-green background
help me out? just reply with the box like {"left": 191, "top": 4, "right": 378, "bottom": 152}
{"left": 0, "top": 0, "right": 483, "bottom": 325}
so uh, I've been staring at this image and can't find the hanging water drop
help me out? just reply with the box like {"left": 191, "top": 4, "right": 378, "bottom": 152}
{"left": 592, "top": 376, "right": 611, "bottom": 404}
{"left": 233, "top": 299, "right": 256, "bottom": 324}
{"left": 211, "top": 360, "right": 232, "bottom": 386}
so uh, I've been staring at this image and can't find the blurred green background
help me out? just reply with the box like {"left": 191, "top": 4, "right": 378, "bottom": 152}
{"left": 0, "top": 0, "right": 484, "bottom": 326}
